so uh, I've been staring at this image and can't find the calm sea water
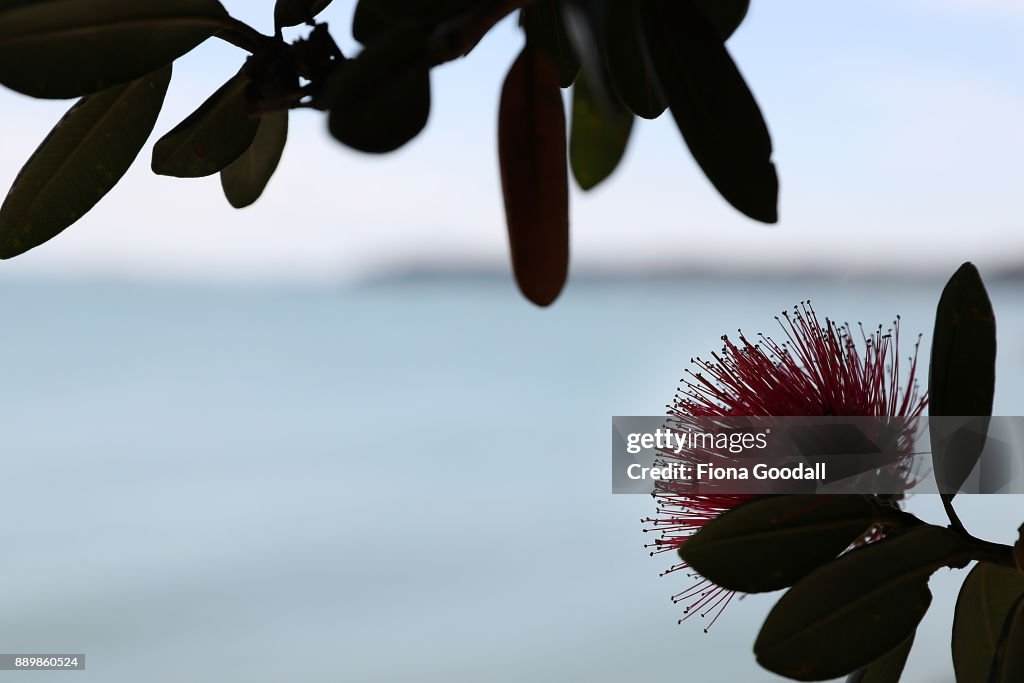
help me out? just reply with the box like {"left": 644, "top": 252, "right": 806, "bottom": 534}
{"left": 0, "top": 274, "right": 1021, "bottom": 683}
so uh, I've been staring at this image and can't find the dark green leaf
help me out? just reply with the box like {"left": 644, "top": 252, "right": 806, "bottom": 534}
{"left": 1016, "top": 524, "right": 1024, "bottom": 574}
{"left": 932, "top": 418, "right": 992, "bottom": 500}
{"left": 678, "top": 495, "right": 907, "bottom": 594}
{"left": 755, "top": 526, "right": 969, "bottom": 681}
{"left": 639, "top": 0, "right": 777, "bottom": 223}
{"left": 523, "top": 0, "right": 580, "bottom": 88}
{"left": 327, "top": 27, "right": 430, "bottom": 153}
{"left": 570, "top": 75, "right": 632, "bottom": 190}
{"left": 151, "top": 71, "right": 259, "bottom": 178}
{"left": 989, "top": 595, "right": 1024, "bottom": 683}
{"left": 0, "top": 0, "right": 227, "bottom": 99}
{"left": 953, "top": 562, "right": 1024, "bottom": 683}
{"left": 929, "top": 262, "right": 996, "bottom": 498}
{"left": 352, "top": 0, "right": 474, "bottom": 45}
{"left": 220, "top": 111, "right": 288, "bottom": 209}
{"left": 604, "top": 0, "right": 665, "bottom": 119}
{"left": 558, "top": 1, "right": 610, "bottom": 106}
{"left": 694, "top": 0, "right": 749, "bottom": 40}
{"left": 930, "top": 262, "right": 996, "bottom": 416}
{"left": 846, "top": 632, "right": 915, "bottom": 683}
{"left": 0, "top": 66, "right": 171, "bottom": 259}
{"left": 498, "top": 44, "right": 569, "bottom": 307}
{"left": 275, "top": 0, "right": 333, "bottom": 29}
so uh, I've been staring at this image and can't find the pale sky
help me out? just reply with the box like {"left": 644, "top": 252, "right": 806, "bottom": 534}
{"left": 0, "top": 0, "right": 1021, "bottom": 283}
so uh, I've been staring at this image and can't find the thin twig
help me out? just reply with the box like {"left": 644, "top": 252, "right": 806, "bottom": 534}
{"left": 941, "top": 493, "right": 970, "bottom": 536}
{"left": 213, "top": 15, "right": 276, "bottom": 54}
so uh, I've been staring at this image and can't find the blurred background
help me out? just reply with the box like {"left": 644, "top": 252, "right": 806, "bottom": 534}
{"left": 0, "top": 1, "right": 1021, "bottom": 681}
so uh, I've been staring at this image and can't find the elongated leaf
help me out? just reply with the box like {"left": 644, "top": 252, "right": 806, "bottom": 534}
{"left": 570, "top": 75, "right": 632, "bottom": 190}
{"left": 152, "top": 71, "right": 259, "bottom": 178}
{"left": 1016, "top": 524, "right": 1024, "bottom": 573}
{"left": 952, "top": 563, "right": 1024, "bottom": 683}
{"left": 597, "top": 0, "right": 748, "bottom": 118}
{"left": 275, "top": 0, "right": 333, "bottom": 29}
{"left": 498, "top": 44, "right": 569, "bottom": 307}
{"left": 0, "top": 66, "right": 171, "bottom": 259}
{"left": 639, "top": 0, "right": 777, "bottom": 223}
{"left": 605, "top": 0, "right": 665, "bottom": 119}
{"left": 559, "top": 1, "right": 611, "bottom": 108}
{"left": 694, "top": 0, "right": 749, "bottom": 40}
{"left": 989, "top": 595, "right": 1024, "bottom": 683}
{"left": 220, "top": 111, "right": 288, "bottom": 209}
{"left": 523, "top": 0, "right": 579, "bottom": 88}
{"left": 679, "top": 495, "right": 908, "bottom": 594}
{"left": 755, "top": 526, "right": 969, "bottom": 681}
{"left": 930, "top": 263, "right": 996, "bottom": 416}
{"left": 929, "top": 262, "right": 996, "bottom": 498}
{"left": 846, "top": 632, "right": 915, "bottom": 683}
{"left": 0, "top": 0, "right": 226, "bottom": 99}
{"left": 327, "top": 27, "right": 430, "bottom": 153}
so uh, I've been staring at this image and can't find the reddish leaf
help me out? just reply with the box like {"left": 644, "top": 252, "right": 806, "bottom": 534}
{"left": 498, "top": 44, "right": 569, "bottom": 307}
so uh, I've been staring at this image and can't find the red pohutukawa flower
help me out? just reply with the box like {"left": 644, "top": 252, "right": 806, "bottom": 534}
{"left": 643, "top": 302, "right": 927, "bottom": 630}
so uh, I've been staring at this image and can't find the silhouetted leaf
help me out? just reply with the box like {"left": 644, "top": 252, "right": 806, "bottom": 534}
{"left": 1016, "top": 524, "right": 1024, "bottom": 573}
{"left": 352, "top": 0, "right": 474, "bottom": 45}
{"left": 639, "top": 0, "right": 777, "bottom": 223}
{"left": 678, "top": 495, "right": 907, "bottom": 594}
{"left": 989, "top": 595, "right": 1024, "bottom": 683}
{"left": 604, "top": 0, "right": 664, "bottom": 119}
{"left": 755, "top": 526, "right": 969, "bottom": 681}
{"left": 932, "top": 417, "right": 992, "bottom": 500}
{"left": 930, "top": 263, "right": 996, "bottom": 416}
{"left": 694, "top": 0, "right": 749, "bottom": 40}
{"left": 220, "top": 111, "right": 288, "bottom": 209}
{"left": 327, "top": 27, "right": 430, "bottom": 153}
{"left": 152, "top": 71, "right": 259, "bottom": 178}
{"left": 0, "top": 0, "right": 227, "bottom": 99}
{"left": 523, "top": 0, "right": 579, "bottom": 88}
{"left": 498, "top": 44, "right": 569, "bottom": 307}
{"left": 846, "top": 632, "right": 915, "bottom": 683}
{"left": 0, "top": 66, "right": 171, "bottom": 259}
{"left": 275, "top": 0, "right": 333, "bottom": 29}
{"left": 929, "top": 262, "right": 996, "bottom": 499}
{"left": 952, "top": 563, "right": 1024, "bottom": 683}
{"left": 570, "top": 75, "right": 631, "bottom": 190}
{"left": 559, "top": 1, "right": 611, "bottom": 106}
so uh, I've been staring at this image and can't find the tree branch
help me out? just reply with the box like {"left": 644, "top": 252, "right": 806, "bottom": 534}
{"left": 883, "top": 504, "right": 1016, "bottom": 569}
{"left": 967, "top": 538, "right": 1017, "bottom": 568}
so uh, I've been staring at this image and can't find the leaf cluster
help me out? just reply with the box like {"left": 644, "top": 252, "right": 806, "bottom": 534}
{"left": 0, "top": 0, "right": 777, "bottom": 305}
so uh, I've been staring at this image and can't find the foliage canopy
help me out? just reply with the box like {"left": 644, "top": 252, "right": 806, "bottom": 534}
{"left": 0, "top": 0, "right": 777, "bottom": 305}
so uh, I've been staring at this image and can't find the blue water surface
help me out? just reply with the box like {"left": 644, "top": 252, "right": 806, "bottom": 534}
{"left": 0, "top": 274, "right": 1021, "bottom": 683}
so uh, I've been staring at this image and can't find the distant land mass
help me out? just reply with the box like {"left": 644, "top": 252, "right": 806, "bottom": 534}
{"left": 352, "top": 260, "right": 1024, "bottom": 288}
